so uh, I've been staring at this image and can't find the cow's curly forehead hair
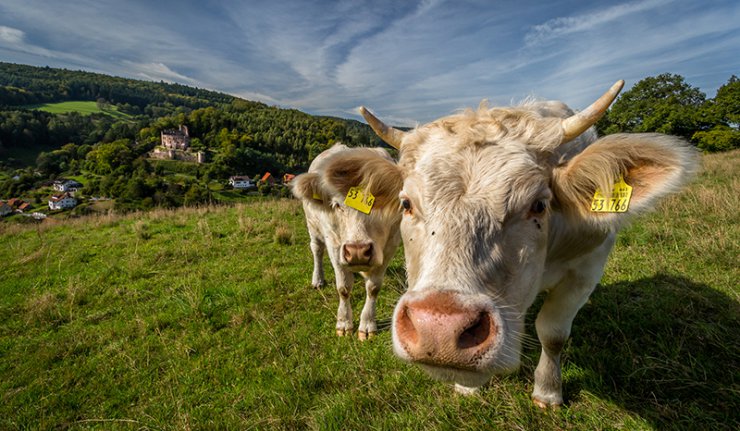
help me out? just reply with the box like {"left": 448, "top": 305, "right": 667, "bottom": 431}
{"left": 399, "top": 103, "right": 568, "bottom": 172}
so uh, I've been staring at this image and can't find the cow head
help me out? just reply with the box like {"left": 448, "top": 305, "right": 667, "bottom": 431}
{"left": 291, "top": 144, "right": 404, "bottom": 270}
{"left": 361, "top": 81, "right": 698, "bottom": 389}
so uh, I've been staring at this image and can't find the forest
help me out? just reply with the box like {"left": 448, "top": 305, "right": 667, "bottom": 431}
{"left": 0, "top": 62, "right": 738, "bottom": 213}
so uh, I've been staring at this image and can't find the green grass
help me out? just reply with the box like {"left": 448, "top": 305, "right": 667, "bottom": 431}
{"left": 0, "top": 152, "right": 738, "bottom": 430}
{"left": 27, "top": 101, "right": 132, "bottom": 120}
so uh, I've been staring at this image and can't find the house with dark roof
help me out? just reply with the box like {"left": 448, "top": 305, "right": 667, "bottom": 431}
{"left": 53, "top": 179, "right": 83, "bottom": 193}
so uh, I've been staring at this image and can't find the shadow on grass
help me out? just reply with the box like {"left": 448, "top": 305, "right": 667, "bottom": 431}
{"left": 545, "top": 273, "right": 739, "bottom": 430}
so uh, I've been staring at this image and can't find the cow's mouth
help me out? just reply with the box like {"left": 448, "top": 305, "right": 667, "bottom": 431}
{"left": 345, "top": 263, "right": 372, "bottom": 271}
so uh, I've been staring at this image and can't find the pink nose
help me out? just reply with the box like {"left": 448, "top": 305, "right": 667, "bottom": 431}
{"left": 394, "top": 291, "right": 497, "bottom": 369}
{"left": 342, "top": 242, "right": 374, "bottom": 265}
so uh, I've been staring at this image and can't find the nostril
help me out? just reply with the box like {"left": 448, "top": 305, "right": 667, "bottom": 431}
{"left": 363, "top": 243, "right": 373, "bottom": 259}
{"left": 342, "top": 244, "right": 351, "bottom": 261}
{"left": 395, "top": 305, "right": 419, "bottom": 345}
{"left": 457, "top": 312, "right": 494, "bottom": 350}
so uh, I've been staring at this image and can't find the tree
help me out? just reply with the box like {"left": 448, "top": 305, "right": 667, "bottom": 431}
{"left": 602, "top": 73, "right": 706, "bottom": 139}
{"left": 710, "top": 75, "right": 740, "bottom": 127}
{"left": 691, "top": 76, "right": 740, "bottom": 152}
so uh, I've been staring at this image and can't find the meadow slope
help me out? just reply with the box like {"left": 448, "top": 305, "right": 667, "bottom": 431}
{"left": 0, "top": 151, "right": 738, "bottom": 430}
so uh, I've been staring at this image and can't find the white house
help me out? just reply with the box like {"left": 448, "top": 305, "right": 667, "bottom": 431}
{"left": 48, "top": 193, "right": 77, "bottom": 210}
{"left": 229, "top": 176, "right": 255, "bottom": 190}
{"left": 53, "top": 179, "right": 83, "bottom": 193}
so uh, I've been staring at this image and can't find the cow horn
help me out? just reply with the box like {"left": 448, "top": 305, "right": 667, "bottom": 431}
{"left": 561, "top": 80, "right": 624, "bottom": 143}
{"left": 359, "top": 107, "right": 405, "bottom": 150}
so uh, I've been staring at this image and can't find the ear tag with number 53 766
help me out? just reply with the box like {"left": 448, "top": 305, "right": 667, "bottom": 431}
{"left": 344, "top": 186, "right": 375, "bottom": 214}
{"left": 591, "top": 177, "right": 633, "bottom": 213}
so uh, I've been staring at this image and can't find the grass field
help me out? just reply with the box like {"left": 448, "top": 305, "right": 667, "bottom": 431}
{"left": 0, "top": 151, "right": 737, "bottom": 430}
{"left": 28, "top": 101, "right": 132, "bottom": 121}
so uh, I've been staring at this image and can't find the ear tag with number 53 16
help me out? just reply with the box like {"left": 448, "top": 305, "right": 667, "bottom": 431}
{"left": 344, "top": 186, "right": 375, "bottom": 214}
{"left": 591, "top": 177, "right": 633, "bottom": 213}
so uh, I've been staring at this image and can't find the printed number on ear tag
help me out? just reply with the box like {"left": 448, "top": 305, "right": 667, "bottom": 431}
{"left": 591, "top": 177, "right": 632, "bottom": 213}
{"left": 345, "top": 186, "right": 375, "bottom": 214}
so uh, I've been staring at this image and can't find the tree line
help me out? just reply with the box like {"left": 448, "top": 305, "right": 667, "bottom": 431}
{"left": 597, "top": 73, "right": 739, "bottom": 152}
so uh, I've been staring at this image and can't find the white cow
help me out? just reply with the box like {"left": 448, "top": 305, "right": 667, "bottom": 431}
{"left": 360, "top": 81, "right": 700, "bottom": 406}
{"left": 291, "top": 144, "right": 404, "bottom": 340}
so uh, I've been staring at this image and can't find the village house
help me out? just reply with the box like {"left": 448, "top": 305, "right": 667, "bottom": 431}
{"left": 0, "top": 201, "right": 12, "bottom": 217}
{"left": 53, "top": 179, "right": 83, "bottom": 193}
{"left": 282, "top": 173, "right": 296, "bottom": 184}
{"left": 260, "top": 172, "right": 276, "bottom": 186}
{"left": 7, "top": 198, "right": 32, "bottom": 213}
{"left": 48, "top": 193, "right": 77, "bottom": 210}
{"left": 229, "top": 175, "right": 255, "bottom": 190}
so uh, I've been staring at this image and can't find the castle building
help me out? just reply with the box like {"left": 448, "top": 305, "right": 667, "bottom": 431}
{"left": 161, "top": 125, "right": 190, "bottom": 150}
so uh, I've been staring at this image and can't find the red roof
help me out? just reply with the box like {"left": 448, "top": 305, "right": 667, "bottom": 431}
{"left": 50, "top": 193, "right": 73, "bottom": 201}
{"left": 261, "top": 172, "right": 272, "bottom": 182}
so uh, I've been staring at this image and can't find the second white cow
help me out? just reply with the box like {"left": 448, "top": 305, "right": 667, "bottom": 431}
{"left": 292, "top": 144, "right": 403, "bottom": 340}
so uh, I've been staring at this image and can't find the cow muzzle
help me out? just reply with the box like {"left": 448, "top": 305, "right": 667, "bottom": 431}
{"left": 341, "top": 241, "right": 375, "bottom": 267}
{"left": 392, "top": 290, "right": 502, "bottom": 374}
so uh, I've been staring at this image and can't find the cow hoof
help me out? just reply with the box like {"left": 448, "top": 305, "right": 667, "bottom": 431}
{"left": 336, "top": 328, "right": 352, "bottom": 337}
{"left": 312, "top": 281, "right": 326, "bottom": 289}
{"left": 532, "top": 396, "right": 562, "bottom": 409}
{"left": 357, "top": 331, "right": 376, "bottom": 341}
{"left": 454, "top": 384, "right": 479, "bottom": 395}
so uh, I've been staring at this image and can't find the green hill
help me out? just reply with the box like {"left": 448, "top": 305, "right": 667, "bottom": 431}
{"left": 1, "top": 151, "right": 737, "bottom": 429}
{"left": 0, "top": 62, "right": 385, "bottom": 209}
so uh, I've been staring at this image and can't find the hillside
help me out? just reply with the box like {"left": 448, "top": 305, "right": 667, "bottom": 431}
{"left": 0, "top": 151, "right": 737, "bottom": 429}
{"left": 0, "top": 62, "right": 385, "bottom": 212}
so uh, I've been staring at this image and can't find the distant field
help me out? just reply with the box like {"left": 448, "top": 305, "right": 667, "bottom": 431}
{"left": 0, "top": 151, "right": 737, "bottom": 430}
{"left": 27, "top": 101, "right": 132, "bottom": 120}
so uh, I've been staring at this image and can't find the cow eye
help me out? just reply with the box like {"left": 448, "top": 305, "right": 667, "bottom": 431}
{"left": 530, "top": 199, "right": 547, "bottom": 215}
{"left": 400, "top": 198, "right": 413, "bottom": 214}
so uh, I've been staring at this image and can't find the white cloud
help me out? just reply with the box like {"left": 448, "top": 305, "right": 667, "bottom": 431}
{"left": 0, "top": 25, "right": 24, "bottom": 44}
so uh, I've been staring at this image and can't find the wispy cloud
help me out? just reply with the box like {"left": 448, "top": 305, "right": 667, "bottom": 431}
{"left": 524, "top": 0, "right": 672, "bottom": 47}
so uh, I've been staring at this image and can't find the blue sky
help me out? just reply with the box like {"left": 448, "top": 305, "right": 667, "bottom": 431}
{"left": 1, "top": 0, "right": 738, "bottom": 126}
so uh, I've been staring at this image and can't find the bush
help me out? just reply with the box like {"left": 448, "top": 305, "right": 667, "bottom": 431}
{"left": 693, "top": 126, "right": 740, "bottom": 152}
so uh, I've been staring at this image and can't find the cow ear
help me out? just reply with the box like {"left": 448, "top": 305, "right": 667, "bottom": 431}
{"left": 551, "top": 133, "right": 699, "bottom": 230}
{"left": 291, "top": 172, "right": 321, "bottom": 201}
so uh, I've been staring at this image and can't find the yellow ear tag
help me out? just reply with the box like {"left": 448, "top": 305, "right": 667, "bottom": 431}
{"left": 344, "top": 186, "right": 375, "bottom": 214}
{"left": 312, "top": 192, "right": 323, "bottom": 202}
{"left": 591, "top": 177, "right": 633, "bottom": 213}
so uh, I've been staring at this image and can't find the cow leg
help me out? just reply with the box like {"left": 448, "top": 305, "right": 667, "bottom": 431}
{"left": 310, "top": 237, "right": 326, "bottom": 288}
{"left": 533, "top": 242, "right": 612, "bottom": 408}
{"left": 334, "top": 267, "right": 354, "bottom": 336}
{"left": 358, "top": 273, "right": 382, "bottom": 341}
